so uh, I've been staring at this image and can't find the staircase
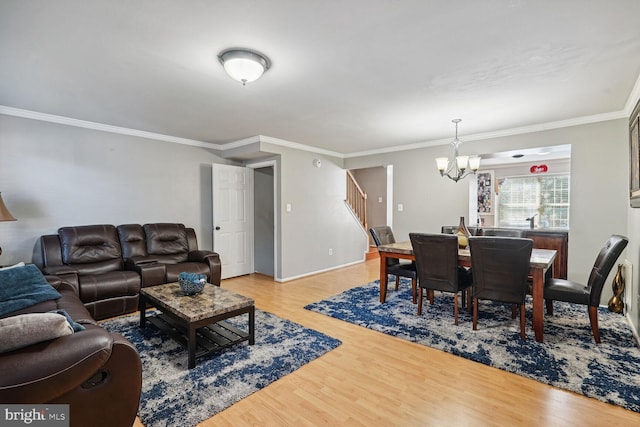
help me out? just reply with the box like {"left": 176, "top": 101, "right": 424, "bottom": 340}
{"left": 346, "top": 170, "right": 378, "bottom": 260}
{"left": 365, "top": 245, "right": 379, "bottom": 260}
{"left": 346, "top": 170, "right": 367, "bottom": 231}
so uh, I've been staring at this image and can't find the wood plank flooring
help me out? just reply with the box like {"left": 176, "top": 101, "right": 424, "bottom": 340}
{"left": 134, "top": 260, "right": 640, "bottom": 426}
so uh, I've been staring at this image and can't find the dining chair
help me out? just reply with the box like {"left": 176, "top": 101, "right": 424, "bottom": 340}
{"left": 482, "top": 229, "right": 524, "bottom": 237}
{"left": 544, "top": 234, "right": 628, "bottom": 343}
{"left": 369, "top": 226, "right": 418, "bottom": 303}
{"left": 441, "top": 225, "right": 480, "bottom": 236}
{"left": 409, "top": 233, "right": 472, "bottom": 324}
{"left": 469, "top": 236, "right": 533, "bottom": 340}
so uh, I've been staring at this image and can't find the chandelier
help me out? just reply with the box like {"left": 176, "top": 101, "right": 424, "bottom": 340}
{"left": 435, "top": 119, "right": 480, "bottom": 182}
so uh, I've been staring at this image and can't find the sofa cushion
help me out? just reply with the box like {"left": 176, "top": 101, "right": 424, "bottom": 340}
{"left": 0, "top": 312, "right": 73, "bottom": 353}
{"left": 59, "top": 225, "right": 122, "bottom": 265}
{"left": 78, "top": 271, "right": 141, "bottom": 303}
{"left": 144, "top": 223, "right": 189, "bottom": 261}
{"left": 165, "top": 262, "right": 211, "bottom": 282}
{"left": 0, "top": 264, "right": 62, "bottom": 316}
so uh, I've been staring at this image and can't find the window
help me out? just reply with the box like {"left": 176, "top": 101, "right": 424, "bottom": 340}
{"left": 497, "top": 175, "right": 570, "bottom": 229}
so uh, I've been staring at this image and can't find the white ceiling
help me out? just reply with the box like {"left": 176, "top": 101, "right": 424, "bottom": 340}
{"left": 1, "top": 1, "right": 640, "bottom": 156}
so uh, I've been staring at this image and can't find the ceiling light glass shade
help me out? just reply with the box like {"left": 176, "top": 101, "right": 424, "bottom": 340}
{"left": 468, "top": 156, "right": 481, "bottom": 171}
{"left": 456, "top": 155, "right": 469, "bottom": 170}
{"left": 435, "top": 157, "right": 449, "bottom": 172}
{"left": 218, "top": 48, "right": 271, "bottom": 85}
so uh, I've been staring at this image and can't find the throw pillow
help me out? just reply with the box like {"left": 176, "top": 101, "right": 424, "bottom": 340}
{"left": 0, "top": 312, "right": 73, "bottom": 353}
{"left": 0, "top": 264, "right": 62, "bottom": 316}
{"left": 48, "top": 309, "right": 86, "bottom": 332}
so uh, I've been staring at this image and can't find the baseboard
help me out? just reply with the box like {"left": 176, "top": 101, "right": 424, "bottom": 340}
{"left": 625, "top": 311, "right": 640, "bottom": 348}
{"left": 275, "top": 259, "right": 366, "bottom": 283}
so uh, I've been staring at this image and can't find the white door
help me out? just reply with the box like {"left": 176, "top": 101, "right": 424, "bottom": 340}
{"left": 212, "top": 164, "right": 254, "bottom": 279}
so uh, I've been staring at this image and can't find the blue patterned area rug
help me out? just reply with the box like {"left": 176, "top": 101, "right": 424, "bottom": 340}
{"left": 305, "top": 279, "right": 640, "bottom": 413}
{"left": 101, "top": 310, "right": 341, "bottom": 427}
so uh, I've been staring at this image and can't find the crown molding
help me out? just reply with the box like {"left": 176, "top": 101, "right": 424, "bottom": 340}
{"left": 0, "top": 106, "right": 216, "bottom": 149}
{"left": 625, "top": 73, "right": 640, "bottom": 116}
{"left": 343, "top": 110, "right": 628, "bottom": 158}
{"left": 1, "top": 104, "right": 628, "bottom": 160}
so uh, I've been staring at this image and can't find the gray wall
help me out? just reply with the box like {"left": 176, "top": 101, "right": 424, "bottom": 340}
{"left": 0, "top": 114, "right": 367, "bottom": 283}
{"left": 345, "top": 119, "right": 630, "bottom": 309}
{"left": 258, "top": 142, "right": 368, "bottom": 280}
{"left": 0, "top": 114, "right": 230, "bottom": 265}
{"left": 2, "top": 112, "right": 636, "bottom": 332}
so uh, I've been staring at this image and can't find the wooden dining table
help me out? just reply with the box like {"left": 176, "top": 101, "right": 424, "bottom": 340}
{"left": 377, "top": 241, "right": 557, "bottom": 343}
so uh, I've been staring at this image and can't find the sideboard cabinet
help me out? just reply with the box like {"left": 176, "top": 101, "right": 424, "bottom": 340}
{"left": 521, "top": 230, "right": 568, "bottom": 279}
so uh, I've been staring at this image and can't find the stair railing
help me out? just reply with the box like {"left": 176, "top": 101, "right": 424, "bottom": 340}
{"left": 346, "top": 170, "right": 367, "bottom": 231}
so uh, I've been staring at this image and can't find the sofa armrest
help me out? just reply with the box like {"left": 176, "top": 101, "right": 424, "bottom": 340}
{"left": 189, "top": 251, "right": 221, "bottom": 286}
{"left": 0, "top": 327, "right": 113, "bottom": 403}
{"left": 124, "top": 256, "right": 158, "bottom": 266}
{"left": 124, "top": 258, "right": 165, "bottom": 287}
{"left": 42, "top": 265, "right": 78, "bottom": 276}
{"left": 188, "top": 250, "right": 219, "bottom": 263}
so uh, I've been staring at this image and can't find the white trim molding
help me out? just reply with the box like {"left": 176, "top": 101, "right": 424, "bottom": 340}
{"left": 0, "top": 104, "right": 631, "bottom": 159}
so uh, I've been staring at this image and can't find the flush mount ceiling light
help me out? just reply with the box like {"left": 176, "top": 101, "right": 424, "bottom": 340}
{"left": 218, "top": 48, "right": 271, "bottom": 86}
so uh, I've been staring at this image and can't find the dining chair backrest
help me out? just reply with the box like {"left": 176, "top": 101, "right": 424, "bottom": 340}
{"left": 370, "top": 226, "right": 402, "bottom": 267}
{"left": 586, "top": 235, "right": 628, "bottom": 306}
{"left": 469, "top": 236, "right": 533, "bottom": 304}
{"left": 409, "top": 233, "right": 460, "bottom": 293}
{"left": 482, "top": 229, "right": 524, "bottom": 237}
{"left": 369, "top": 226, "right": 396, "bottom": 247}
{"left": 441, "top": 225, "right": 480, "bottom": 236}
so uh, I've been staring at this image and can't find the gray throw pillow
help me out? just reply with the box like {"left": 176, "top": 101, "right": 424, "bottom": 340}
{"left": 0, "top": 312, "right": 73, "bottom": 353}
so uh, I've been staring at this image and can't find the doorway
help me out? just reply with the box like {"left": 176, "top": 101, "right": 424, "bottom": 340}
{"left": 253, "top": 165, "right": 275, "bottom": 277}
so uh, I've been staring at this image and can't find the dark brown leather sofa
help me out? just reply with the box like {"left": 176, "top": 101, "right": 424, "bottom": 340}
{"left": 0, "top": 275, "right": 142, "bottom": 427}
{"left": 36, "top": 223, "right": 221, "bottom": 320}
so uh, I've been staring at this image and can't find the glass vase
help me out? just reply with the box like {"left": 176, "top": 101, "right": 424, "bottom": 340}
{"left": 456, "top": 216, "right": 471, "bottom": 249}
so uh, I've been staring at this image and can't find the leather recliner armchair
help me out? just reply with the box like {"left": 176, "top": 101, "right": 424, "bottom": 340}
{"left": 0, "top": 276, "right": 142, "bottom": 427}
{"left": 38, "top": 225, "right": 141, "bottom": 320}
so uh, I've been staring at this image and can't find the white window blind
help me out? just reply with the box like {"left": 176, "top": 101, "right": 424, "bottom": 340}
{"left": 497, "top": 175, "right": 570, "bottom": 228}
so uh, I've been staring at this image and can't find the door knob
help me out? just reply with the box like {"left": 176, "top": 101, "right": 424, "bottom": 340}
{"left": 215, "top": 226, "right": 221, "bottom": 230}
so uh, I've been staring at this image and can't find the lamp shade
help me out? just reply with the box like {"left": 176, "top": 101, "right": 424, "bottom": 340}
{"left": 218, "top": 48, "right": 271, "bottom": 85}
{"left": 435, "top": 157, "right": 449, "bottom": 172}
{"left": 0, "top": 193, "right": 16, "bottom": 221}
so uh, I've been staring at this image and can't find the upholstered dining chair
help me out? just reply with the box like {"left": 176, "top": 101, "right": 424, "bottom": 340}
{"left": 544, "top": 234, "right": 628, "bottom": 343}
{"left": 441, "top": 225, "right": 480, "bottom": 236}
{"left": 409, "top": 233, "right": 472, "bottom": 324}
{"left": 469, "top": 236, "right": 533, "bottom": 340}
{"left": 370, "top": 226, "right": 417, "bottom": 303}
{"left": 482, "top": 229, "right": 524, "bottom": 237}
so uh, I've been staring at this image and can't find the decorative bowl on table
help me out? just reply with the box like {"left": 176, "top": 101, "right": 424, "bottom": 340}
{"left": 178, "top": 272, "right": 207, "bottom": 296}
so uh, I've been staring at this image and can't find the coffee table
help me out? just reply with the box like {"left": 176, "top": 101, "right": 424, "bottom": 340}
{"left": 139, "top": 282, "right": 255, "bottom": 369}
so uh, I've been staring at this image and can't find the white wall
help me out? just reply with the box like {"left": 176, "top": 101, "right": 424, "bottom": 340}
{"left": 0, "top": 114, "right": 230, "bottom": 265}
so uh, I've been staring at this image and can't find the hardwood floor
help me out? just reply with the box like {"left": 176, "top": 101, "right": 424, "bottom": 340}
{"left": 136, "top": 260, "right": 640, "bottom": 426}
